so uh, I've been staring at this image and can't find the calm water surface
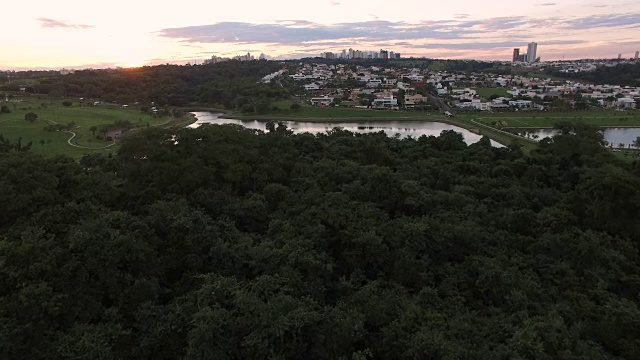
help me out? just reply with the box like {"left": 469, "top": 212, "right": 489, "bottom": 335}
{"left": 516, "top": 128, "right": 640, "bottom": 148}
{"left": 190, "top": 112, "right": 503, "bottom": 146}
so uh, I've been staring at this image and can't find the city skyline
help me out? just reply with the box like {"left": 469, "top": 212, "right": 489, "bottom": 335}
{"left": 2, "top": 0, "right": 640, "bottom": 69}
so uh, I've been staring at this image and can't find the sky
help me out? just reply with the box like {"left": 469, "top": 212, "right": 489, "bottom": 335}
{"left": 1, "top": 0, "right": 640, "bottom": 70}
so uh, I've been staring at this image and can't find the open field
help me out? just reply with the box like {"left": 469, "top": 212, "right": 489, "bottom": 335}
{"left": 462, "top": 110, "right": 640, "bottom": 128}
{"left": 475, "top": 88, "right": 510, "bottom": 99}
{"left": 0, "top": 97, "right": 179, "bottom": 158}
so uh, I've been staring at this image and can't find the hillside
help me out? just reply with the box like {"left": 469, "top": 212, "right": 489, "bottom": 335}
{"left": 0, "top": 61, "right": 287, "bottom": 110}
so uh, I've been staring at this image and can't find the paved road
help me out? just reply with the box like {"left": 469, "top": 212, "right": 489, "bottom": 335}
{"left": 425, "top": 91, "right": 454, "bottom": 115}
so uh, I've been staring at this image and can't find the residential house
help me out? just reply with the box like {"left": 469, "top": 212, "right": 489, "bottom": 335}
{"left": 509, "top": 100, "right": 533, "bottom": 108}
{"left": 304, "top": 83, "right": 321, "bottom": 92}
{"left": 618, "top": 98, "right": 636, "bottom": 109}
{"left": 372, "top": 97, "right": 398, "bottom": 109}
{"left": 310, "top": 96, "right": 335, "bottom": 106}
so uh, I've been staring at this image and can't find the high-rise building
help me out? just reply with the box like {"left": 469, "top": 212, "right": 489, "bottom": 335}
{"left": 512, "top": 48, "right": 520, "bottom": 62}
{"left": 323, "top": 52, "right": 335, "bottom": 59}
{"left": 635, "top": 51, "right": 639, "bottom": 61}
{"left": 526, "top": 42, "right": 537, "bottom": 63}
{"left": 618, "top": 53, "right": 622, "bottom": 59}
{"left": 380, "top": 49, "right": 389, "bottom": 59}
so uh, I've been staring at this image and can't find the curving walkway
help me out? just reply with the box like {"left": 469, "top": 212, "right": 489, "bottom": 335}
{"left": 63, "top": 128, "right": 117, "bottom": 150}
{"left": 62, "top": 115, "right": 177, "bottom": 150}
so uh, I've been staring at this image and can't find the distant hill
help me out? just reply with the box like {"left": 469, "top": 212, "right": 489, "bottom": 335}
{"left": 0, "top": 61, "right": 287, "bottom": 110}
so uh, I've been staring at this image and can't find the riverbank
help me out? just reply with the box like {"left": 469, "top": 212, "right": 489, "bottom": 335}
{"left": 466, "top": 110, "right": 640, "bottom": 128}
{"left": 179, "top": 106, "right": 229, "bottom": 113}
{"left": 195, "top": 111, "right": 539, "bottom": 152}
{"left": 225, "top": 114, "right": 447, "bottom": 122}
{"left": 220, "top": 111, "right": 539, "bottom": 151}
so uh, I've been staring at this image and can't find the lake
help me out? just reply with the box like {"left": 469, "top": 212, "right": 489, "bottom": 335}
{"left": 190, "top": 112, "right": 503, "bottom": 146}
{"left": 515, "top": 128, "right": 640, "bottom": 148}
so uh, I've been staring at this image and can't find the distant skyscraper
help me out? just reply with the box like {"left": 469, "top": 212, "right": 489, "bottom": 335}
{"left": 526, "top": 42, "right": 537, "bottom": 63}
{"left": 635, "top": 51, "right": 639, "bottom": 61}
{"left": 512, "top": 48, "right": 520, "bottom": 62}
{"left": 618, "top": 53, "right": 622, "bottom": 59}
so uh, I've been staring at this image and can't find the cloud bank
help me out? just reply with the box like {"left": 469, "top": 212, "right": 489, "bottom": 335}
{"left": 156, "top": 12, "right": 640, "bottom": 59}
{"left": 37, "top": 18, "right": 94, "bottom": 29}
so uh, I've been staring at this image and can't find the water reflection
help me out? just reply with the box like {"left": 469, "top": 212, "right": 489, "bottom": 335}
{"left": 515, "top": 128, "right": 640, "bottom": 148}
{"left": 190, "top": 112, "right": 503, "bottom": 146}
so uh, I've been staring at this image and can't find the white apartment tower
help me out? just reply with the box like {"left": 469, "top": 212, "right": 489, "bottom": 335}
{"left": 635, "top": 51, "right": 639, "bottom": 61}
{"left": 527, "top": 42, "right": 538, "bottom": 63}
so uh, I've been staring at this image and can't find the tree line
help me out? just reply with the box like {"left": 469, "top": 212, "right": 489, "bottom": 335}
{"left": 545, "top": 62, "right": 640, "bottom": 86}
{"left": 0, "top": 61, "right": 289, "bottom": 111}
{"left": 1, "top": 124, "right": 639, "bottom": 359}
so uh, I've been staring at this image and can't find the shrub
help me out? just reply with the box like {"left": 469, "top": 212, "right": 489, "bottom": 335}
{"left": 24, "top": 112, "right": 38, "bottom": 122}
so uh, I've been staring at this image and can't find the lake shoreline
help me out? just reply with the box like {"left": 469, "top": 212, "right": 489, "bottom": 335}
{"left": 189, "top": 112, "right": 508, "bottom": 147}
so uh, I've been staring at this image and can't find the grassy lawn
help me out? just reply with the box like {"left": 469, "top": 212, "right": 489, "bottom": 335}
{"left": 475, "top": 88, "right": 510, "bottom": 99}
{"left": 0, "top": 97, "right": 170, "bottom": 158}
{"left": 444, "top": 117, "right": 538, "bottom": 153}
{"left": 463, "top": 110, "right": 640, "bottom": 128}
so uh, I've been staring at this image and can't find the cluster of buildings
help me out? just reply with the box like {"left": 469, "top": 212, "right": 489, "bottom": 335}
{"left": 290, "top": 63, "right": 425, "bottom": 110}
{"left": 321, "top": 48, "right": 401, "bottom": 60}
{"left": 284, "top": 62, "right": 639, "bottom": 112}
{"left": 512, "top": 42, "right": 538, "bottom": 63}
{"left": 203, "top": 52, "right": 272, "bottom": 64}
{"left": 59, "top": 68, "right": 76, "bottom": 75}
{"left": 542, "top": 55, "right": 640, "bottom": 74}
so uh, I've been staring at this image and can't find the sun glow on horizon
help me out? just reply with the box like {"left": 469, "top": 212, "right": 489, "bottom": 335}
{"left": 1, "top": 0, "right": 640, "bottom": 69}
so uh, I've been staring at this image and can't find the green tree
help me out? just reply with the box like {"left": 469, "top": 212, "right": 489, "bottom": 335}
{"left": 397, "top": 89, "right": 405, "bottom": 108}
{"left": 62, "top": 100, "right": 73, "bottom": 107}
{"left": 24, "top": 112, "right": 38, "bottom": 122}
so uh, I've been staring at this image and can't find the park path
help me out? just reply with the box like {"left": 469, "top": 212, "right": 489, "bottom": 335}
{"left": 61, "top": 114, "right": 175, "bottom": 150}
{"left": 64, "top": 128, "right": 117, "bottom": 150}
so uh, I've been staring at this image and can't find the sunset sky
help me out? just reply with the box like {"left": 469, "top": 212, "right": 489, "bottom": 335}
{"left": 1, "top": 0, "right": 640, "bottom": 69}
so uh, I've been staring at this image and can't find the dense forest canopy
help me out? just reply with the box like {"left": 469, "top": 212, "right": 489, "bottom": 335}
{"left": 1, "top": 123, "right": 640, "bottom": 359}
{"left": 545, "top": 62, "right": 640, "bottom": 86}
